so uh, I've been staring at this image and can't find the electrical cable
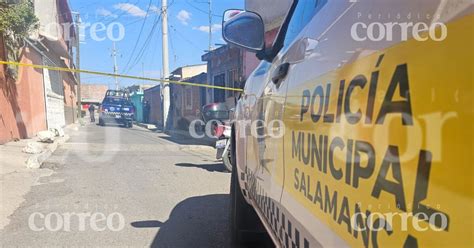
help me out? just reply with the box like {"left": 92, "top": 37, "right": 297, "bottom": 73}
{"left": 121, "top": 0, "right": 154, "bottom": 74}
{"left": 124, "top": 13, "right": 162, "bottom": 75}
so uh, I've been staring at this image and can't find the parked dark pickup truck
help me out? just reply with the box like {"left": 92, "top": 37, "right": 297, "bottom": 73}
{"left": 98, "top": 90, "right": 134, "bottom": 128}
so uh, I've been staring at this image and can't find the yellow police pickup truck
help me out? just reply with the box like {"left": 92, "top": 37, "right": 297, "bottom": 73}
{"left": 222, "top": 0, "right": 473, "bottom": 247}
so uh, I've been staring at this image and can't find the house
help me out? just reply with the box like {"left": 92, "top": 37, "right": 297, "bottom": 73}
{"left": 33, "top": 0, "right": 78, "bottom": 127}
{"left": 169, "top": 64, "right": 207, "bottom": 130}
{"left": 0, "top": 0, "right": 78, "bottom": 144}
{"left": 80, "top": 84, "right": 108, "bottom": 116}
{"left": 124, "top": 84, "right": 156, "bottom": 123}
{"left": 142, "top": 64, "right": 207, "bottom": 129}
{"left": 201, "top": 45, "right": 243, "bottom": 109}
{"left": 171, "top": 72, "right": 207, "bottom": 130}
{"left": 125, "top": 84, "right": 155, "bottom": 94}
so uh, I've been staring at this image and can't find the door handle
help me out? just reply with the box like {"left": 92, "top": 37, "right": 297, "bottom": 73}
{"left": 272, "top": 63, "right": 290, "bottom": 84}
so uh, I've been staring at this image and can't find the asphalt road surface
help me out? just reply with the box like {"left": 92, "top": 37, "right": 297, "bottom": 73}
{"left": 0, "top": 123, "right": 231, "bottom": 247}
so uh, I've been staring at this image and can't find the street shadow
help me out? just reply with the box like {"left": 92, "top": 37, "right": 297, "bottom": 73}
{"left": 131, "top": 220, "right": 163, "bottom": 228}
{"left": 130, "top": 194, "right": 230, "bottom": 248}
{"left": 160, "top": 135, "right": 216, "bottom": 147}
{"left": 175, "top": 162, "right": 230, "bottom": 173}
{"left": 95, "top": 123, "right": 125, "bottom": 128}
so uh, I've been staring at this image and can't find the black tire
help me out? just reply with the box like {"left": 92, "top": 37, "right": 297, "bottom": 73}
{"left": 230, "top": 129, "right": 271, "bottom": 247}
{"left": 99, "top": 119, "right": 105, "bottom": 126}
{"left": 128, "top": 122, "right": 133, "bottom": 128}
{"left": 223, "top": 141, "right": 232, "bottom": 172}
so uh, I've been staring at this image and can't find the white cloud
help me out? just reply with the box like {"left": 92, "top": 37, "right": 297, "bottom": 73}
{"left": 150, "top": 5, "right": 161, "bottom": 14}
{"left": 96, "top": 8, "right": 118, "bottom": 18}
{"left": 114, "top": 3, "right": 147, "bottom": 17}
{"left": 176, "top": 10, "right": 192, "bottom": 25}
{"left": 193, "top": 24, "right": 222, "bottom": 33}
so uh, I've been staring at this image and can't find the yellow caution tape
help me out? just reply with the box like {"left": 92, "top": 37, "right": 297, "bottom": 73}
{"left": 0, "top": 60, "right": 244, "bottom": 92}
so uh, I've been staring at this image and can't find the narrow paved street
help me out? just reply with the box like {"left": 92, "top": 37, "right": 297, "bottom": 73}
{"left": 0, "top": 124, "right": 231, "bottom": 247}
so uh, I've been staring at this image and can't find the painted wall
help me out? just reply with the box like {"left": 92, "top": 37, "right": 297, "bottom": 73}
{"left": 130, "top": 92, "right": 144, "bottom": 123}
{"left": 62, "top": 69, "right": 77, "bottom": 125}
{"left": 180, "top": 64, "right": 207, "bottom": 79}
{"left": 0, "top": 42, "right": 47, "bottom": 144}
{"left": 143, "top": 86, "right": 163, "bottom": 127}
{"left": 34, "top": 0, "right": 60, "bottom": 40}
{"left": 0, "top": 36, "right": 21, "bottom": 144}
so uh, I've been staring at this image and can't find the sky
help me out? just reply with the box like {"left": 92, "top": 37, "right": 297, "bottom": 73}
{"left": 69, "top": 0, "right": 244, "bottom": 88}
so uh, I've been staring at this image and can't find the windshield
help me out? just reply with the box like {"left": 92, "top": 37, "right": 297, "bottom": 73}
{"left": 102, "top": 97, "right": 129, "bottom": 105}
{"left": 204, "top": 110, "right": 230, "bottom": 121}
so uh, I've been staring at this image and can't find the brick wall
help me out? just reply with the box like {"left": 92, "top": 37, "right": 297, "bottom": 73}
{"left": 81, "top": 84, "right": 108, "bottom": 106}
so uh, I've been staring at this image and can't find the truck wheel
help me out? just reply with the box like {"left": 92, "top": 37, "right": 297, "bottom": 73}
{"left": 99, "top": 119, "right": 105, "bottom": 126}
{"left": 230, "top": 131, "right": 269, "bottom": 247}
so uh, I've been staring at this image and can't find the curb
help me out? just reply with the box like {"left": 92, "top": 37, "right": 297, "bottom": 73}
{"left": 25, "top": 135, "right": 70, "bottom": 169}
{"left": 135, "top": 122, "right": 158, "bottom": 130}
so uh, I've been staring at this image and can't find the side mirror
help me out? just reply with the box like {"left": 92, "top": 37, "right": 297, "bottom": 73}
{"left": 222, "top": 9, "right": 265, "bottom": 52}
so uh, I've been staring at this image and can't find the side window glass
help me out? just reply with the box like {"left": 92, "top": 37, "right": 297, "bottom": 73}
{"left": 283, "top": 0, "right": 327, "bottom": 48}
{"left": 254, "top": 61, "right": 271, "bottom": 76}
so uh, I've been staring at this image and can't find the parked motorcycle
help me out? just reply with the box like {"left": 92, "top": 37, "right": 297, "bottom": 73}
{"left": 199, "top": 103, "right": 234, "bottom": 172}
{"left": 215, "top": 121, "right": 232, "bottom": 172}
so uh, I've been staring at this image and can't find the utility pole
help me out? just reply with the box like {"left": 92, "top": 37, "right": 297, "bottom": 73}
{"left": 111, "top": 41, "right": 119, "bottom": 90}
{"left": 161, "top": 0, "right": 170, "bottom": 130}
{"left": 208, "top": 0, "right": 212, "bottom": 52}
{"left": 73, "top": 12, "right": 82, "bottom": 122}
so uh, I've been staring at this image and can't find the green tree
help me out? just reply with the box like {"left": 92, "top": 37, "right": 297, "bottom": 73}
{"left": 0, "top": 1, "right": 38, "bottom": 79}
{"left": 0, "top": 1, "right": 39, "bottom": 37}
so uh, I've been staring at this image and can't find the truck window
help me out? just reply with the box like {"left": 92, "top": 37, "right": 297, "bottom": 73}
{"left": 283, "top": 0, "right": 327, "bottom": 48}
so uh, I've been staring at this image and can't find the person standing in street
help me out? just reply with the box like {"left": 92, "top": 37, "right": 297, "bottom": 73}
{"left": 143, "top": 100, "right": 151, "bottom": 123}
{"left": 88, "top": 104, "right": 96, "bottom": 123}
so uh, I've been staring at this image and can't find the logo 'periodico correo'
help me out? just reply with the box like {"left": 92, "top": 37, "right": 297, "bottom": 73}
{"left": 28, "top": 212, "right": 125, "bottom": 232}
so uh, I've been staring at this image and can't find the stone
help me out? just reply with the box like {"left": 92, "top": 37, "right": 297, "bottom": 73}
{"left": 22, "top": 142, "right": 44, "bottom": 154}
{"left": 37, "top": 131, "right": 55, "bottom": 143}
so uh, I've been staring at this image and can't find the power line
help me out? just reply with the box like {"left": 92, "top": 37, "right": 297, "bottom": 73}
{"left": 169, "top": 24, "right": 201, "bottom": 50}
{"left": 122, "top": 6, "right": 162, "bottom": 75}
{"left": 185, "top": 0, "right": 222, "bottom": 17}
{"left": 168, "top": 24, "right": 177, "bottom": 65}
{"left": 146, "top": 30, "right": 161, "bottom": 74}
{"left": 111, "top": 41, "right": 120, "bottom": 90}
{"left": 124, "top": 13, "right": 162, "bottom": 75}
{"left": 130, "top": 16, "right": 161, "bottom": 68}
{"left": 121, "top": 0, "right": 154, "bottom": 74}
{"left": 123, "top": 18, "right": 146, "bottom": 27}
